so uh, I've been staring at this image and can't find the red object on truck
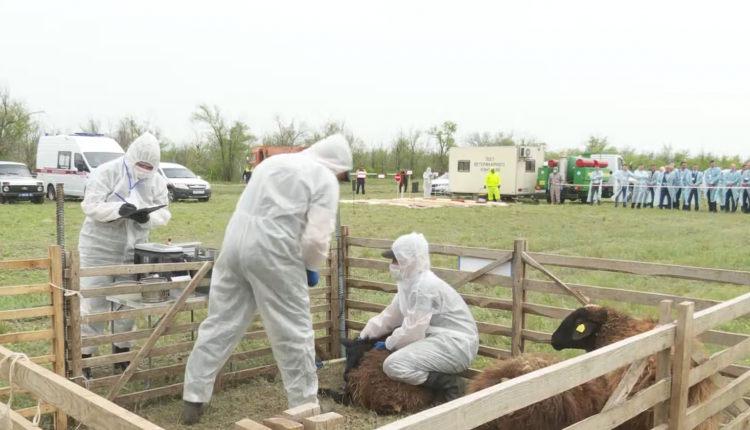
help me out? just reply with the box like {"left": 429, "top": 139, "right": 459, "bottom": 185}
{"left": 575, "top": 158, "right": 609, "bottom": 168}
{"left": 249, "top": 146, "right": 306, "bottom": 168}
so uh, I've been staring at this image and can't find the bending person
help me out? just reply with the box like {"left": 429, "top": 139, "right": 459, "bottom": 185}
{"left": 359, "top": 233, "right": 479, "bottom": 403}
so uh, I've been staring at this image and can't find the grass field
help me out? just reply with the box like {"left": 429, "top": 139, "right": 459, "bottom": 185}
{"left": 1, "top": 178, "right": 750, "bottom": 429}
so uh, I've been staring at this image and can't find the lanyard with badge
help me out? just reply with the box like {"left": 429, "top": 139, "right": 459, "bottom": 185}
{"left": 114, "top": 158, "right": 141, "bottom": 205}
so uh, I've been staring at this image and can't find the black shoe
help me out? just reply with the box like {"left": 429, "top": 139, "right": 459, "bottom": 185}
{"left": 114, "top": 346, "right": 131, "bottom": 372}
{"left": 182, "top": 401, "right": 205, "bottom": 425}
{"left": 631, "top": 203, "right": 635, "bottom": 209}
{"left": 637, "top": 204, "right": 641, "bottom": 209}
{"left": 82, "top": 353, "right": 92, "bottom": 380}
{"left": 683, "top": 205, "right": 689, "bottom": 211}
{"left": 419, "top": 372, "right": 465, "bottom": 403}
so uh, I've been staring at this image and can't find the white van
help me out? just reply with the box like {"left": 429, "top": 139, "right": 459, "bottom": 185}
{"left": 36, "top": 133, "right": 124, "bottom": 199}
{"left": 158, "top": 162, "right": 212, "bottom": 202}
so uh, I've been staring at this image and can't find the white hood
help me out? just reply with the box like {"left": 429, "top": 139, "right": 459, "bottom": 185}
{"left": 303, "top": 134, "right": 353, "bottom": 174}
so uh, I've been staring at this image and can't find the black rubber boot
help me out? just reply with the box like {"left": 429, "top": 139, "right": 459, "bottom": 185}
{"left": 114, "top": 346, "right": 130, "bottom": 372}
{"left": 82, "top": 353, "right": 92, "bottom": 380}
{"left": 182, "top": 401, "right": 205, "bottom": 425}
{"left": 631, "top": 203, "right": 635, "bottom": 209}
{"left": 419, "top": 372, "right": 465, "bottom": 403}
{"left": 637, "top": 203, "right": 641, "bottom": 209}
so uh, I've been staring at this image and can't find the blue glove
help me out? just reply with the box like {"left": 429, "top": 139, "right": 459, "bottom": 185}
{"left": 306, "top": 269, "right": 318, "bottom": 287}
{"left": 374, "top": 341, "right": 386, "bottom": 350}
{"left": 355, "top": 336, "right": 362, "bottom": 341}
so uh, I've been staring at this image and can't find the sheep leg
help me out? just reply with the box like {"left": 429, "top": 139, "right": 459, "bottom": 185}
{"left": 318, "top": 389, "right": 353, "bottom": 406}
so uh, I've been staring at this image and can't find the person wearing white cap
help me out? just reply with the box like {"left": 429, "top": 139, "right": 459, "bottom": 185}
{"left": 182, "top": 134, "right": 353, "bottom": 424}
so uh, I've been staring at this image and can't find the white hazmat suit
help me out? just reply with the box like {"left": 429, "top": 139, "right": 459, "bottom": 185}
{"left": 78, "top": 132, "right": 171, "bottom": 355}
{"left": 422, "top": 167, "right": 432, "bottom": 198}
{"left": 182, "top": 134, "right": 352, "bottom": 415}
{"left": 360, "top": 233, "right": 479, "bottom": 390}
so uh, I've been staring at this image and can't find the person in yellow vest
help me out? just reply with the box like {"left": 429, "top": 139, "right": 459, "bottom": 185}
{"left": 484, "top": 167, "right": 500, "bottom": 202}
{"left": 356, "top": 164, "right": 367, "bottom": 194}
{"left": 242, "top": 162, "right": 252, "bottom": 185}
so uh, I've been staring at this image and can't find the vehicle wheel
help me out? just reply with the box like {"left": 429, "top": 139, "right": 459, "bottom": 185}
{"left": 168, "top": 188, "right": 175, "bottom": 202}
{"left": 32, "top": 195, "right": 45, "bottom": 204}
{"left": 198, "top": 197, "right": 210, "bottom": 203}
{"left": 47, "top": 185, "right": 56, "bottom": 201}
{"left": 0, "top": 195, "right": 5, "bottom": 204}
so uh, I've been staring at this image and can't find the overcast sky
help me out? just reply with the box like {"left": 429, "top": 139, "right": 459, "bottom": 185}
{"left": 1, "top": 1, "right": 749, "bottom": 157}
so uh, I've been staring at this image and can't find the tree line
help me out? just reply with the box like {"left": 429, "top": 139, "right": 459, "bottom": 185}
{"left": 1, "top": 88, "right": 746, "bottom": 183}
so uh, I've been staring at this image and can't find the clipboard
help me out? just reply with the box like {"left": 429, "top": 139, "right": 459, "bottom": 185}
{"left": 109, "top": 205, "right": 167, "bottom": 222}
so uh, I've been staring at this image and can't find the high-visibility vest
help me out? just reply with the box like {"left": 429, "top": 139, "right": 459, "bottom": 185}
{"left": 357, "top": 169, "right": 367, "bottom": 179}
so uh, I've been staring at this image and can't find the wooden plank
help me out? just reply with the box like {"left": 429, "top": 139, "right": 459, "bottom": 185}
{"left": 67, "top": 251, "right": 83, "bottom": 385}
{"left": 601, "top": 357, "right": 650, "bottom": 411}
{"left": 48, "top": 245, "right": 68, "bottom": 430}
{"left": 692, "top": 290, "right": 750, "bottom": 336}
{"left": 346, "top": 320, "right": 365, "bottom": 331}
{"left": 653, "top": 300, "right": 673, "bottom": 426}
{"left": 341, "top": 226, "right": 351, "bottom": 340}
{"left": 0, "top": 306, "right": 55, "bottom": 321}
{"left": 236, "top": 419, "right": 271, "bottom": 430}
{"left": 511, "top": 239, "right": 527, "bottom": 356}
{"left": 670, "top": 302, "right": 695, "bottom": 430}
{"left": 477, "top": 345, "right": 511, "bottom": 359}
{"left": 15, "top": 404, "right": 57, "bottom": 417}
{"left": 521, "top": 252, "right": 590, "bottom": 306}
{"left": 0, "top": 402, "right": 44, "bottom": 430}
{"left": 0, "top": 284, "right": 52, "bottom": 296}
{"left": 346, "top": 300, "right": 386, "bottom": 313}
{"left": 0, "top": 258, "right": 51, "bottom": 270}
{"left": 699, "top": 330, "right": 749, "bottom": 347}
{"left": 451, "top": 254, "right": 512, "bottom": 289}
{"left": 0, "top": 330, "right": 54, "bottom": 343}
{"left": 372, "top": 322, "right": 676, "bottom": 430}
{"left": 79, "top": 261, "right": 211, "bottom": 277}
{"left": 526, "top": 252, "right": 750, "bottom": 286}
{"left": 0, "top": 345, "right": 165, "bottom": 430}
{"left": 81, "top": 322, "right": 202, "bottom": 348}
{"left": 346, "top": 278, "right": 397, "bottom": 293}
{"left": 80, "top": 300, "right": 208, "bottom": 324}
{"left": 685, "top": 367, "right": 750, "bottom": 430}
{"left": 263, "top": 417, "right": 304, "bottom": 430}
{"left": 282, "top": 403, "right": 320, "bottom": 420}
{"left": 105, "top": 262, "right": 212, "bottom": 400}
{"left": 723, "top": 408, "right": 750, "bottom": 430}
{"left": 689, "top": 336, "right": 750, "bottom": 388}
{"left": 80, "top": 280, "right": 193, "bottom": 298}
{"left": 302, "top": 413, "right": 344, "bottom": 430}
{"left": 475, "top": 322, "right": 512, "bottom": 337}
{"left": 329, "top": 238, "right": 340, "bottom": 358}
{"left": 346, "top": 236, "right": 513, "bottom": 260}
{"left": 562, "top": 379, "right": 670, "bottom": 430}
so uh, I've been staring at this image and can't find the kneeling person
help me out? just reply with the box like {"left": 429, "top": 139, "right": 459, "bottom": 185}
{"left": 359, "top": 233, "right": 479, "bottom": 402}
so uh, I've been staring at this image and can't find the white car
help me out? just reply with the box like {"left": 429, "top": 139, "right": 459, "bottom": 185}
{"left": 431, "top": 173, "right": 450, "bottom": 194}
{"left": 158, "top": 162, "right": 211, "bottom": 202}
{"left": 0, "top": 161, "right": 45, "bottom": 204}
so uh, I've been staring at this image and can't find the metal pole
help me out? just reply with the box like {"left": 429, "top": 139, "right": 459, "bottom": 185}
{"left": 55, "top": 183, "right": 70, "bottom": 377}
{"left": 336, "top": 208, "right": 345, "bottom": 358}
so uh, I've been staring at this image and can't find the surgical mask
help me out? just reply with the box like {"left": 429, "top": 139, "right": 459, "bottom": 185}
{"left": 389, "top": 263, "right": 401, "bottom": 279}
{"left": 134, "top": 166, "right": 153, "bottom": 180}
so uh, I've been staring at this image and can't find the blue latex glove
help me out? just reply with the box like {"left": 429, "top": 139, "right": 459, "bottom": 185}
{"left": 355, "top": 336, "right": 362, "bottom": 341}
{"left": 306, "top": 269, "right": 318, "bottom": 287}
{"left": 374, "top": 341, "right": 386, "bottom": 350}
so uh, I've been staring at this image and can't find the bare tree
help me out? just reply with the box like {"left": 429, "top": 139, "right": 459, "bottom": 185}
{"left": 191, "top": 104, "right": 255, "bottom": 182}
{"left": 391, "top": 134, "right": 409, "bottom": 171}
{"left": 79, "top": 116, "right": 102, "bottom": 134}
{"left": 263, "top": 115, "right": 309, "bottom": 146}
{"left": 0, "top": 88, "right": 43, "bottom": 159}
{"left": 427, "top": 121, "right": 457, "bottom": 171}
{"left": 405, "top": 129, "right": 423, "bottom": 171}
{"left": 464, "top": 131, "right": 515, "bottom": 147}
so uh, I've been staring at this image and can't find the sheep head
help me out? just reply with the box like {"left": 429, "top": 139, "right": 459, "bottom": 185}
{"left": 551, "top": 305, "right": 657, "bottom": 353}
{"left": 340, "top": 332, "right": 392, "bottom": 383}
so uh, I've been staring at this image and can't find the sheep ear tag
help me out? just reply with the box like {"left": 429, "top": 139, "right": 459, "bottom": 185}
{"left": 572, "top": 323, "right": 592, "bottom": 340}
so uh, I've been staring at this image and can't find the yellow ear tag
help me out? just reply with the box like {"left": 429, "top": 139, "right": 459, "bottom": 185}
{"left": 576, "top": 324, "right": 586, "bottom": 333}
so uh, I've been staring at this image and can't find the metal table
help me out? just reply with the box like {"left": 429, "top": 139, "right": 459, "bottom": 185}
{"left": 105, "top": 292, "right": 207, "bottom": 387}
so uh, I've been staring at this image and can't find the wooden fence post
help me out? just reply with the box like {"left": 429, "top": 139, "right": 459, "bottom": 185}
{"left": 670, "top": 301, "right": 694, "bottom": 430}
{"left": 340, "top": 225, "right": 350, "bottom": 341}
{"left": 48, "top": 245, "right": 69, "bottom": 430}
{"left": 511, "top": 239, "right": 528, "bottom": 356}
{"left": 654, "top": 300, "right": 673, "bottom": 426}
{"left": 67, "top": 251, "right": 83, "bottom": 386}
{"left": 327, "top": 245, "right": 339, "bottom": 358}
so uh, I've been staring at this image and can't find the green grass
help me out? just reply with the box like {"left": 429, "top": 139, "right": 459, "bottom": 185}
{"left": 1, "top": 179, "right": 750, "bottom": 429}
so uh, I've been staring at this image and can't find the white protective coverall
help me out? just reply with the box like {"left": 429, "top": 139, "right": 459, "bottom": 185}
{"left": 359, "top": 233, "right": 479, "bottom": 385}
{"left": 422, "top": 167, "right": 432, "bottom": 198}
{"left": 183, "top": 134, "right": 352, "bottom": 409}
{"left": 78, "top": 132, "right": 171, "bottom": 354}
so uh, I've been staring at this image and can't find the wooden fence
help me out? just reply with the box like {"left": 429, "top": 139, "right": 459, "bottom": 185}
{"left": 334, "top": 229, "right": 750, "bottom": 429}
{"left": 0, "top": 246, "right": 67, "bottom": 430}
{"left": 62, "top": 248, "right": 338, "bottom": 406}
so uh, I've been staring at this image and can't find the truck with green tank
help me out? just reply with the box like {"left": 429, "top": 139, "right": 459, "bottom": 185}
{"left": 535, "top": 153, "right": 625, "bottom": 203}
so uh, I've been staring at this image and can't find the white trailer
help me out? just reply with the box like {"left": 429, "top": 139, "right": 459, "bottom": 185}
{"left": 448, "top": 146, "right": 545, "bottom": 199}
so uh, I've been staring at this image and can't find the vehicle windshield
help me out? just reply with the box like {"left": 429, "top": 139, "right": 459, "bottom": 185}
{"left": 162, "top": 168, "right": 197, "bottom": 179}
{"left": 84, "top": 152, "right": 123, "bottom": 168}
{"left": 0, "top": 164, "right": 32, "bottom": 177}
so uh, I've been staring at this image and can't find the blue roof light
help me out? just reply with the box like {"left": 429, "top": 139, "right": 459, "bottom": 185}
{"left": 73, "top": 132, "right": 105, "bottom": 137}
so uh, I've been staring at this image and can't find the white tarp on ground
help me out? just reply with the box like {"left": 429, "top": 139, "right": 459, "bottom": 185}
{"left": 338, "top": 198, "right": 510, "bottom": 209}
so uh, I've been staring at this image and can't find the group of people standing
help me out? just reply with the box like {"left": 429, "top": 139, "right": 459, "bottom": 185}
{"left": 587, "top": 160, "right": 750, "bottom": 212}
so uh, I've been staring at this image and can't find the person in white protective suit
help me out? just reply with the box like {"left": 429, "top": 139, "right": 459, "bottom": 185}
{"left": 358, "top": 232, "right": 479, "bottom": 402}
{"left": 181, "top": 134, "right": 352, "bottom": 425}
{"left": 78, "top": 132, "right": 171, "bottom": 379}
{"left": 422, "top": 167, "right": 433, "bottom": 198}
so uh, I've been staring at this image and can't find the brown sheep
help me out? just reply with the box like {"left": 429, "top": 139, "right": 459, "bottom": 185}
{"left": 467, "top": 354, "right": 615, "bottom": 430}
{"left": 551, "top": 304, "right": 719, "bottom": 430}
{"left": 319, "top": 335, "right": 438, "bottom": 414}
